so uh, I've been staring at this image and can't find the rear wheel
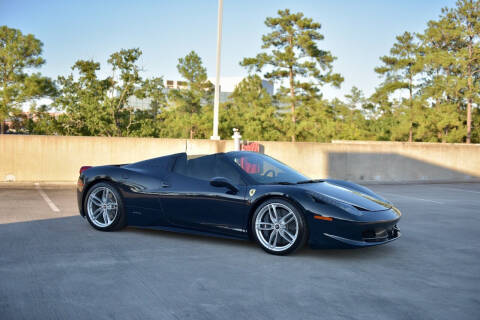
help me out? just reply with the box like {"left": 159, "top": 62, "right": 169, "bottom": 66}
{"left": 84, "top": 182, "right": 126, "bottom": 231}
{"left": 252, "top": 198, "right": 307, "bottom": 255}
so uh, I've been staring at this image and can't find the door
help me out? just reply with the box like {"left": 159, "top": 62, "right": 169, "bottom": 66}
{"left": 160, "top": 154, "right": 249, "bottom": 238}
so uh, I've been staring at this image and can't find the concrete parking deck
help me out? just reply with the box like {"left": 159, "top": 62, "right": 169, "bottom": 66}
{"left": 0, "top": 183, "right": 479, "bottom": 319}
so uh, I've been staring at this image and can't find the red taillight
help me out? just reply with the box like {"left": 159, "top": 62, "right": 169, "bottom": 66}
{"left": 79, "top": 166, "right": 92, "bottom": 175}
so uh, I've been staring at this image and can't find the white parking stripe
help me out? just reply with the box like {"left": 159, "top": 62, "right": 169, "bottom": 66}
{"left": 379, "top": 192, "right": 444, "bottom": 204}
{"left": 34, "top": 183, "right": 60, "bottom": 212}
{"left": 432, "top": 186, "right": 480, "bottom": 194}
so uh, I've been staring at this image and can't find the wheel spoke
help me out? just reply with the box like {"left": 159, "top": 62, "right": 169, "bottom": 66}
{"left": 102, "top": 188, "right": 107, "bottom": 202}
{"left": 103, "top": 209, "right": 110, "bottom": 224}
{"left": 92, "top": 207, "right": 103, "bottom": 220}
{"left": 268, "top": 204, "right": 278, "bottom": 222}
{"left": 280, "top": 230, "right": 295, "bottom": 244}
{"left": 256, "top": 222, "right": 274, "bottom": 231}
{"left": 281, "top": 212, "right": 294, "bottom": 224}
{"left": 91, "top": 196, "right": 102, "bottom": 206}
{"left": 268, "top": 230, "right": 278, "bottom": 247}
{"left": 271, "top": 205, "right": 278, "bottom": 220}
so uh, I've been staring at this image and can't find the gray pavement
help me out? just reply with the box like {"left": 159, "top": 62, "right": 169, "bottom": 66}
{"left": 0, "top": 183, "right": 479, "bottom": 320}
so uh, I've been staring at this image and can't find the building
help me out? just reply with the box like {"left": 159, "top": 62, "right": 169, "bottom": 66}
{"left": 127, "top": 77, "right": 274, "bottom": 110}
{"left": 207, "top": 76, "right": 274, "bottom": 102}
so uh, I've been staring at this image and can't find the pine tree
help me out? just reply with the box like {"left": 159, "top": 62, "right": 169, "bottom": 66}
{"left": 167, "top": 51, "right": 213, "bottom": 139}
{"left": 446, "top": 0, "right": 480, "bottom": 143}
{"left": 374, "top": 32, "right": 422, "bottom": 142}
{"left": 221, "top": 75, "right": 282, "bottom": 141}
{"left": 240, "top": 9, "right": 343, "bottom": 142}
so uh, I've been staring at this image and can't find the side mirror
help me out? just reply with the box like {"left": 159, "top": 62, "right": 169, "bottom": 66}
{"left": 210, "top": 177, "right": 238, "bottom": 193}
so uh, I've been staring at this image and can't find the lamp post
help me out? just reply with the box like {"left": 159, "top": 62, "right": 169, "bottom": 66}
{"left": 210, "top": 0, "right": 223, "bottom": 140}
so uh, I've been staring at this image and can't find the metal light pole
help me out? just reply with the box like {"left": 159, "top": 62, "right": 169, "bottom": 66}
{"left": 210, "top": 0, "right": 223, "bottom": 140}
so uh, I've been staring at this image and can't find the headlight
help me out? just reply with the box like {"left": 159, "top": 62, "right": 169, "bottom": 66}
{"left": 309, "top": 192, "right": 368, "bottom": 216}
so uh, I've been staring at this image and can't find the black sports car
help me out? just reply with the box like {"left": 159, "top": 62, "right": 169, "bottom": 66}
{"left": 77, "top": 151, "right": 401, "bottom": 255}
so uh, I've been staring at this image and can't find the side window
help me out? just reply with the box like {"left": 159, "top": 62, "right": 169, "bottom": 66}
{"left": 186, "top": 155, "right": 216, "bottom": 180}
{"left": 172, "top": 154, "right": 216, "bottom": 181}
{"left": 172, "top": 154, "right": 187, "bottom": 175}
{"left": 214, "top": 156, "right": 244, "bottom": 185}
{"left": 173, "top": 154, "right": 244, "bottom": 185}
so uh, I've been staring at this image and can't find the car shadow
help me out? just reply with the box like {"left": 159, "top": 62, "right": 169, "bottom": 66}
{"left": 124, "top": 226, "right": 257, "bottom": 249}
{"left": 124, "top": 225, "right": 401, "bottom": 260}
{"left": 0, "top": 216, "right": 401, "bottom": 261}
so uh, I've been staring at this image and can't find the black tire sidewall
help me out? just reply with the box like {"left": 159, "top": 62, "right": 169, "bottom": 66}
{"left": 251, "top": 198, "right": 308, "bottom": 255}
{"left": 84, "top": 182, "right": 126, "bottom": 231}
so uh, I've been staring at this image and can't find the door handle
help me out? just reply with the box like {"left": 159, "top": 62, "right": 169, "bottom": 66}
{"left": 160, "top": 182, "right": 170, "bottom": 188}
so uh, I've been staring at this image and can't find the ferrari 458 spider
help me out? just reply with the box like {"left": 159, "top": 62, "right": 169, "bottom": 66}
{"left": 77, "top": 151, "right": 401, "bottom": 255}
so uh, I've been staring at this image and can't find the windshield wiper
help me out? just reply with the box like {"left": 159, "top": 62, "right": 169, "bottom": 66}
{"left": 296, "top": 179, "right": 325, "bottom": 184}
{"left": 273, "top": 181, "right": 295, "bottom": 185}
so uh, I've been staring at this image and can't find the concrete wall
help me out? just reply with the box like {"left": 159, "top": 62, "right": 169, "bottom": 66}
{"left": 1, "top": 135, "right": 479, "bottom": 183}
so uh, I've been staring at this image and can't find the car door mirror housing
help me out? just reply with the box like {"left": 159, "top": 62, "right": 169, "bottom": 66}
{"left": 210, "top": 177, "right": 238, "bottom": 193}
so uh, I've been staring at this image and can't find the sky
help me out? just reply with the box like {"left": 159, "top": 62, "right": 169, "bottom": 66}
{"left": 1, "top": 0, "right": 458, "bottom": 100}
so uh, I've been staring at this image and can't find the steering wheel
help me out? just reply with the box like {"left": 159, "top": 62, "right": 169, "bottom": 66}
{"left": 263, "top": 169, "right": 276, "bottom": 178}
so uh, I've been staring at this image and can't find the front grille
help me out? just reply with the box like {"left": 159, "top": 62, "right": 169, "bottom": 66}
{"left": 362, "top": 225, "right": 399, "bottom": 242}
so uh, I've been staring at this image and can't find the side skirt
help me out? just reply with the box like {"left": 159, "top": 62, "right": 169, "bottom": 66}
{"left": 128, "top": 225, "right": 250, "bottom": 241}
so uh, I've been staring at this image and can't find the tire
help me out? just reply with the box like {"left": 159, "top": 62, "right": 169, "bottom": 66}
{"left": 251, "top": 198, "right": 308, "bottom": 255}
{"left": 84, "top": 181, "right": 127, "bottom": 231}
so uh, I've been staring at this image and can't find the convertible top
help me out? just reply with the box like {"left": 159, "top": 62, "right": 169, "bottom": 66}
{"left": 124, "top": 152, "right": 184, "bottom": 171}
{"left": 123, "top": 152, "right": 222, "bottom": 172}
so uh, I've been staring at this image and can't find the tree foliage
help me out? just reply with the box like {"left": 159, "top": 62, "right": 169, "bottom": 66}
{"left": 5, "top": 1, "right": 480, "bottom": 144}
{"left": 161, "top": 51, "right": 214, "bottom": 139}
{"left": 54, "top": 49, "right": 166, "bottom": 137}
{"left": 0, "top": 25, "right": 55, "bottom": 133}
{"left": 240, "top": 9, "right": 343, "bottom": 141}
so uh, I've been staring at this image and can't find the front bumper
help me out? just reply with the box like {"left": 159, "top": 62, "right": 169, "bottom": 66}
{"left": 323, "top": 225, "right": 401, "bottom": 247}
{"left": 308, "top": 207, "right": 401, "bottom": 249}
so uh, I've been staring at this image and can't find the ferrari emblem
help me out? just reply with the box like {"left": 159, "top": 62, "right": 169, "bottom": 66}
{"left": 249, "top": 189, "right": 256, "bottom": 197}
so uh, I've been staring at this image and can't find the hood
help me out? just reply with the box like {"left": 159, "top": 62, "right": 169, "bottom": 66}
{"left": 299, "top": 182, "right": 391, "bottom": 212}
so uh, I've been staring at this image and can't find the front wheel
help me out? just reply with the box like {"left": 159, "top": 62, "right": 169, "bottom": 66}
{"left": 252, "top": 198, "right": 307, "bottom": 255}
{"left": 84, "top": 182, "right": 127, "bottom": 231}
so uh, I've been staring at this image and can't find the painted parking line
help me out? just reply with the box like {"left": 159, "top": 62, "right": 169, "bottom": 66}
{"left": 432, "top": 186, "right": 480, "bottom": 194}
{"left": 379, "top": 192, "right": 444, "bottom": 205}
{"left": 34, "top": 183, "right": 60, "bottom": 212}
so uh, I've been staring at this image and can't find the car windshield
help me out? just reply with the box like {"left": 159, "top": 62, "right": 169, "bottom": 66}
{"left": 226, "top": 152, "right": 309, "bottom": 184}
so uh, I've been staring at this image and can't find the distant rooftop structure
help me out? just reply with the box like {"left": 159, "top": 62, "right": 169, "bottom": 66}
{"left": 127, "top": 96, "right": 153, "bottom": 111}
{"left": 207, "top": 76, "right": 274, "bottom": 97}
{"left": 128, "top": 76, "right": 274, "bottom": 110}
{"left": 164, "top": 80, "right": 188, "bottom": 90}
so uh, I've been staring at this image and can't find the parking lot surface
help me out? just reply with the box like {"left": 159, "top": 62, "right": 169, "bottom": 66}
{"left": 0, "top": 183, "right": 479, "bottom": 320}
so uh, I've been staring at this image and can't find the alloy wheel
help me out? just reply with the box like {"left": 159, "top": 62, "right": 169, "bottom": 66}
{"left": 87, "top": 186, "right": 118, "bottom": 228}
{"left": 255, "top": 202, "right": 299, "bottom": 252}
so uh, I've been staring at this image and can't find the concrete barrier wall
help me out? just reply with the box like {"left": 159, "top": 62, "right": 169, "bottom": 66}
{"left": 1, "top": 135, "right": 479, "bottom": 183}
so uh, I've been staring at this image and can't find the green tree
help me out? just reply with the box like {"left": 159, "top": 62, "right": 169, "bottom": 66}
{"left": 55, "top": 48, "right": 166, "bottom": 137}
{"left": 374, "top": 32, "right": 422, "bottom": 142}
{"left": 0, "top": 26, "right": 55, "bottom": 134}
{"left": 445, "top": 0, "right": 480, "bottom": 143}
{"left": 129, "top": 77, "right": 168, "bottom": 137}
{"left": 416, "top": 0, "right": 479, "bottom": 143}
{"left": 418, "top": 15, "right": 463, "bottom": 142}
{"left": 55, "top": 60, "right": 111, "bottom": 136}
{"left": 221, "top": 75, "right": 282, "bottom": 141}
{"left": 165, "top": 51, "right": 213, "bottom": 139}
{"left": 25, "top": 104, "right": 60, "bottom": 135}
{"left": 337, "top": 87, "right": 371, "bottom": 140}
{"left": 240, "top": 9, "right": 343, "bottom": 142}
